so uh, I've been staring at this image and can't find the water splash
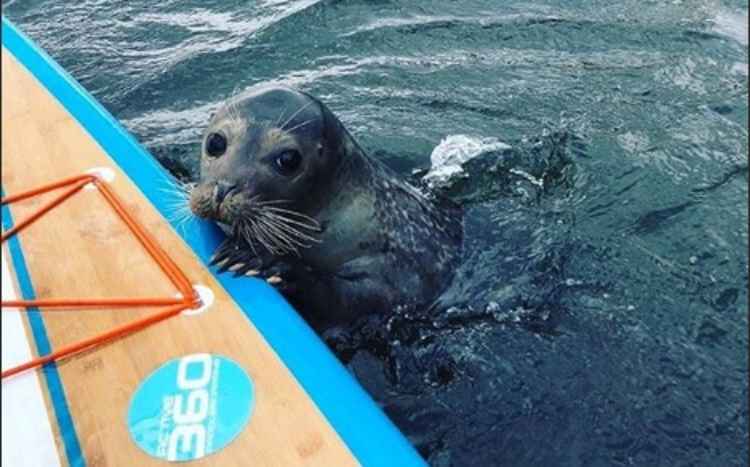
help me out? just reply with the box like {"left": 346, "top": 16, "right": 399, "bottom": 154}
{"left": 711, "top": 9, "right": 749, "bottom": 46}
{"left": 423, "top": 135, "right": 511, "bottom": 188}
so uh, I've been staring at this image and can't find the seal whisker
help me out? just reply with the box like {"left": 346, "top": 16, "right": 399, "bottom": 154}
{"left": 249, "top": 219, "right": 283, "bottom": 256}
{"left": 158, "top": 180, "right": 198, "bottom": 233}
{"left": 232, "top": 202, "right": 319, "bottom": 258}
{"left": 275, "top": 104, "right": 289, "bottom": 127}
{"left": 284, "top": 118, "right": 315, "bottom": 134}
{"left": 217, "top": 233, "right": 245, "bottom": 272}
{"left": 258, "top": 221, "right": 317, "bottom": 255}
{"left": 267, "top": 215, "right": 320, "bottom": 232}
{"left": 263, "top": 224, "right": 319, "bottom": 244}
{"left": 171, "top": 206, "right": 195, "bottom": 228}
{"left": 246, "top": 195, "right": 263, "bottom": 208}
{"left": 236, "top": 224, "right": 250, "bottom": 247}
{"left": 238, "top": 223, "right": 260, "bottom": 258}
{"left": 176, "top": 179, "right": 196, "bottom": 192}
{"left": 260, "top": 214, "right": 322, "bottom": 244}
{"left": 157, "top": 183, "right": 191, "bottom": 200}
{"left": 255, "top": 216, "right": 307, "bottom": 254}
{"left": 260, "top": 205, "right": 320, "bottom": 222}
{"left": 225, "top": 89, "right": 246, "bottom": 128}
{"left": 261, "top": 119, "right": 272, "bottom": 133}
{"left": 230, "top": 104, "right": 243, "bottom": 128}
{"left": 211, "top": 237, "right": 242, "bottom": 268}
{"left": 243, "top": 223, "right": 268, "bottom": 254}
{"left": 259, "top": 214, "right": 314, "bottom": 253}
{"left": 280, "top": 100, "right": 314, "bottom": 131}
{"left": 162, "top": 195, "right": 191, "bottom": 213}
{"left": 261, "top": 210, "right": 321, "bottom": 233}
{"left": 261, "top": 220, "right": 312, "bottom": 250}
{"left": 255, "top": 199, "right": 293, "bottom": 206}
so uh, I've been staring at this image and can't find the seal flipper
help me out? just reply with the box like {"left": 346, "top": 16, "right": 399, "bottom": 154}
{"left": 211, "top": 236, "right": 276, "bottom": 276}
{"left": 209, "top": 236, "right": 257, "bottom": 272}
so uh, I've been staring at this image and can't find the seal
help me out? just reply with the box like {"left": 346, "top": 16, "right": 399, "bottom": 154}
{"left": 189, "top": 84, "right": 462, "bottom": 324}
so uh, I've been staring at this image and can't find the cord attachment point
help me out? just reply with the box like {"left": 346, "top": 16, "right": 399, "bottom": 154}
{"left": 182, "top": 285, "right": 214, "bottom": 316}
{"left": 83, "top": 168, "right": 114, "bottom": 190}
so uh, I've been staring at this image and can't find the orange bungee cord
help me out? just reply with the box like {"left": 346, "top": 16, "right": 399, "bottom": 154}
{"left": 1, "top": 172, "right": 201, "bottom": 379}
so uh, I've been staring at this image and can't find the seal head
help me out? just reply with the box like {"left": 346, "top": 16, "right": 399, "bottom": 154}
{"left": 190, "top": 86, "right": 336, "bottom": 235}
{"left": 190, "top": 84, "right": 463, "bottom": 325}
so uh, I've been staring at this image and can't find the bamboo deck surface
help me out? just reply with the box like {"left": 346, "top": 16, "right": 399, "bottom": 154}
{"left": 1, "top": 47, "right": 358, "bottom": 467}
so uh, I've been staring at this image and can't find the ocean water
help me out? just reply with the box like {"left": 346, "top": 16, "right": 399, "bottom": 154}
{"left": 4, "top": 1, "right": 748, "bottom": 466}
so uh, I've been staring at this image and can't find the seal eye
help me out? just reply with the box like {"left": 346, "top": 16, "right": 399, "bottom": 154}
{"left": 274, "top": 150, "right": 302, "bottom": 176}
{"left": 205, "top": 132, "right": 227, "bottom": 158}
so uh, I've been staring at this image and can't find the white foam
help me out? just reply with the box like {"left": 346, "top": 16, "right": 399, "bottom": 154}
{"left": 731, "top": 62, "right": 748, "bottom": 76}
{"left": 711, "top": 9, "right": 748, "bottom": 46}
{"left": 423, "top": 134, "right": 511, "bottom": 188}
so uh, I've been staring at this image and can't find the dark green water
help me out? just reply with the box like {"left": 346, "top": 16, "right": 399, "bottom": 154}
{"left": 4, "top": 1, "right": 748, "bottom": 465}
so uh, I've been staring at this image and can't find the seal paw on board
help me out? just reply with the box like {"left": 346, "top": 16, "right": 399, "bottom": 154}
{"left": 210, "top": 237, "right": 288, "bottom": 281}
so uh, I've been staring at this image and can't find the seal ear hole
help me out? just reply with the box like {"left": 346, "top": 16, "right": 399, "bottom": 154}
{"left": 274, "top": 150, "right": 302, "bottom": 176}
{"left": 205, "top": 132, "right": 228, "bottom": 158}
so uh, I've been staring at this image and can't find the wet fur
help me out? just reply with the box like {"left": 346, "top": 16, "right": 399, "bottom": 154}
{"left": 189, "top": 85, "right": 463, "bottom": 326}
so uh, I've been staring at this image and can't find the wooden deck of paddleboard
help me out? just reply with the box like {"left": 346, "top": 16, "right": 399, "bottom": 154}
{"left": 1, "top": 47, "right": 358, "bottom": 466}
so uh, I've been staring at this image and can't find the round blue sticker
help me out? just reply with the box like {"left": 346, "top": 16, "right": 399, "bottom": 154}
{"left": 127, "top": 354, "right": 254, "bottom": 462}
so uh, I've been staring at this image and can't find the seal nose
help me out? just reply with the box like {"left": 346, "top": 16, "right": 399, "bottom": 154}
{"left": 213, "top": 181, "right": 237, "bottom": 204}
